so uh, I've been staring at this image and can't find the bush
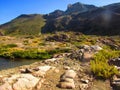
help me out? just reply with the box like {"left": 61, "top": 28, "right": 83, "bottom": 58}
{"left": 91, "top": 60, "right": 118, "bottom": 79}
{"left": 12, "top": 50, "right": 52, "bottom": 59}
{"left": 0, "top": 47, "right": 70, "bottom": 59}
{"left": 3, "top": 44, "right": 17, "bottom": 48}
{"left": 90, "top": 50, "right": 120, "bottom": 79}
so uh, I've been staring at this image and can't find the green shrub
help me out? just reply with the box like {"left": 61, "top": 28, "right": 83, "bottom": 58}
{"left": 0, "top": 48, "right": 70, "bottom": 59}
{"left": 11, "top": 50, "right": 52, "bottom": 59}
{"left": 91, "top": 60, "right": 118, "bottom": 79}
{"left": 48, "top": 48, "right": 70, "bottom": 55}
{"left": 90, "top": 50, "right": 120, "bottom": 79}
{"left": 3, "top": 44, "right": 17, "bottom": 48}
{"left": 23, "top": 40, "right": 29, "bottom": 45}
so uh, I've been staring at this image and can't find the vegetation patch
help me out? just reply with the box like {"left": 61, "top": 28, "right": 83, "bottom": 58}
{"left": 0, "top": 46, "right": 70, "bottom": 60}
{"left": 91, "top": 50, "right": 120, "bottom": 79}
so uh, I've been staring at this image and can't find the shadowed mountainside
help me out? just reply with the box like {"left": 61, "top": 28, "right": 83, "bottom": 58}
{"left": 42, "top": 2, "right": 120, "bottom": 35}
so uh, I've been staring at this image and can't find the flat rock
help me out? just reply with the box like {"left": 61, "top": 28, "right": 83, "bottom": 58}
{"left": 3, "top": 74, "right": 20, "bottom": 84}
{"left": 44, "top": 58, "right": 57, "bottom": 62}
{"left": 36, "top": 66, "right": 51, "bottom": 72}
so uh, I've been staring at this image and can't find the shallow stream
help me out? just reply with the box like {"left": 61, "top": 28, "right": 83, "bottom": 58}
{"left": 0, "top": 58, "right": 38, "bottom": 70}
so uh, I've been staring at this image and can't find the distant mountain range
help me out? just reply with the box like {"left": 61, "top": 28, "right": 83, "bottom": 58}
{"left": 0, "top": 2, "right": 120, "bottom": 35}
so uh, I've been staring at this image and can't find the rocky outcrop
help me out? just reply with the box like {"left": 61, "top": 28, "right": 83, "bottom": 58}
{"left": 69, "top": 45, "right": 102, "bottom": 61}
{"left": 46, "top": 34, "right": 70, "bottom": 42}
{"left": 65, "top": 2, "right": 97, "bottom": 14}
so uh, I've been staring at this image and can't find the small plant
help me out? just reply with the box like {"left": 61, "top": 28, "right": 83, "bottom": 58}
{"left": 39, "top": 42, "right": 46, "bottom": 46}
{"left": 23, "top": 40, "right": 29, "bottom": 45}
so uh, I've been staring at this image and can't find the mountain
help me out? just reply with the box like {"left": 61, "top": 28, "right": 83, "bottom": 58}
{"left": 42, "top": 3, "right": 120, "bottom": 35}
{"left": 44, "top": 10, "right": 64, "bottom": 19}
{"left": 0, "top": 14, "right": 45, "bottom": 35}
{"left": 0, "top": 2, "right": 120, "bottom": 35}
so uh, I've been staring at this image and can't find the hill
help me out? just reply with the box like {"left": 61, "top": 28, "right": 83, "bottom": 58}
{"left": 0, "top": 14, "right": 45, "bottom": 35}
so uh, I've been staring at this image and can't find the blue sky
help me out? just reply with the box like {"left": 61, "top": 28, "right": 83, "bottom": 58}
{"left": 0, "top": 0, "right": 120, "bottom": 24}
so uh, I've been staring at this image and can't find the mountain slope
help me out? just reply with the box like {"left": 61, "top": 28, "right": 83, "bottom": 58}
{"left": 0, "top": 14, "right": 45, "bottom": 35}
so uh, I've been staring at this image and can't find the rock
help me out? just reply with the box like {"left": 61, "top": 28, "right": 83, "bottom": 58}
{"left": 46, "top": 34, "right": 70, "bottom": 42}
{"left": 81, "top": 79, "right": 89, "bottom": 84}
{"left": 79, "top": 84, "right": 88, "bottom": 90}
{"left": 83, "top": 52, "right": 93, "bottom": 60}
{"left": 108, "top": 57, "right": 120, "bottom": 67}
{"left": 20, "top": 68, "right": 33, "bottom": 73}
{"left": 69, "top": 50, "right": 84, "bottom": 60}
{"left": 20, "top": 69, "right": 26, "bottom": 73}
{"left": 3, "top": 74, "right": 20, "bottom": 84}
{"left": 13, "top": 74, "right": 39, "bottom": 90}
{"left": 60, "top": 78, "right": 74, "bottom": 83}
{"left": 63, "top": 66, "right": 70, "bottom": 70}
{"left": 33, "top": 66, "right": 52, "bottom": 77}
{"left": 0, "top": 82, "right": 13, "bottom": 90}
{"left": 83, "top": 45, "right": 102, "bottom": 52}
{"left": 35, "top": 79, "right": 45, "bottom": 90}
{"left": 44, "top": 58, "right": 57, "bottom": 63}
{"left": 36, "top": 66, "right": 51, "bottom": 72}
{"left": 90, "top": 45, "right": 102, "bottom": 51}
{"left": 62, "top": 70, "right": 76, "bottom": 79}
{"left": 83, "top": 45, "right": 90, "bottom": 52}
{"left": 58, "top": 82, "right": 75, "bottom": 89}
{"left": 58, "top": 69, "right": 76, "bottom": 89}
{"left": 32, "top": 71, "right": 45, "bottom": 78}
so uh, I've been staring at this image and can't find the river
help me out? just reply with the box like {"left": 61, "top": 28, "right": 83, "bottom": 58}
{"left": 0, "top": 58, "right": 38, "bottom": 70}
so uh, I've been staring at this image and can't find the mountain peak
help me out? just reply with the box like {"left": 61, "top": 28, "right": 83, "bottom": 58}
{"left": 65, "top": 2, "right": 97, "bottom": 14}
